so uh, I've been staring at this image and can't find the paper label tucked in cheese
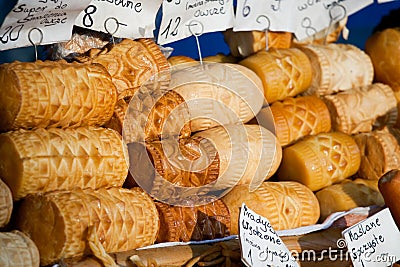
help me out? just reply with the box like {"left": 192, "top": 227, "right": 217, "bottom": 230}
{"left": 75, "top": 0, "right": 162, "bottom": 39}
{"left": 157, "top": 0, "right": 234, "bottom": 45}
{"left": 0, "top": 0, "right": 91, "bottom": 51}
{"left": 239, "top": 203, "right": 299, "bottom": 267}
{"left": 342, "top": 208, "right": 400, "bottom": 267}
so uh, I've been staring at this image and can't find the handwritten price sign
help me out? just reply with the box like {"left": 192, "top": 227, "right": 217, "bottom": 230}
{"left": 234, "top": 0, "right": 297, "bottom": 32}
{"left": 239, "top": 203, "right": 299, "bottom": 267}
{"left": 342, "top": 208, "right": 400, "bottom": 267}
{"left": 0, "top": 0, "right": 91, "bottom": 51}
{"left": 293, "top": 0, "right": 373, "bottom": 41}
{"left": 157, "top": 0, "right": 234, "bottom": 45}
{"left": 75, "top": 0, "right": 162, "bottom": 39}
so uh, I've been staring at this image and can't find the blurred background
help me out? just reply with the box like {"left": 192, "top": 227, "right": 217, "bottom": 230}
{"left": 1, "top": 0, "right": 400, "bottom": 63}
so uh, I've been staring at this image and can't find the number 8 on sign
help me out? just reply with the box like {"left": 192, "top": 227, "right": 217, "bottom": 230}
{"left": 0, "top": 25, "right": 23, "bottom": 44}
{"left": 82, "top": 5, "right": 97, "bottom": 28}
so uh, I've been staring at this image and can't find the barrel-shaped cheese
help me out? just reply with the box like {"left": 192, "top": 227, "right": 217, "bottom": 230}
{"left": 147, "top": 136, "right": 220, "bottom": 188}
{"left": 316, "top": 180, "right": 384, "bottom": 221}
{"left": 0, "top": 178, "right": 12, "bottom": 228}
{"left": 0, "top": 127, "right": 128, "bottom": 200}
{"left": 0, "top": 60, "right": 117, "bottom": 132}
{"left": 77, "top": 38, "right": 170, "bottom": 99}
{"left": 0, "top": 231, "right": 40, "bottom": 267}
{"left": 222, "top": 181, "right": 320, "bottom": 234}
{"left": 17, "top": 187, "right": 159, "bottom": 265}
{"left": 354, "top": 128, "right": 400, "bottom": 180}
{"left": 324, "top": 83, "right": 397, "bottom": 135}
{"left": 193, "top": 124, "right": 282, "bottom": 191}
{"left": 299, "top": 43, "right": 373, "bottom": 96}
{"left": 170, "top": 63, "right": 264, "bottom": 132}
{"left": 239, "top": 48, "right": 312, "bottom": 104}
{"left": 365, "top": 28, "right": 400, "bottom": 91}
{"left": 269, "top": 95, "right": 331, "bottom": 146}
{"left": 223, "top": 29, "right": 292, "bottom": 58}
{"left": 106, "top": 89, "right": 191, "bottom": 143}
{"left": 156, "top": 200, "right": 230, "bottom": 242}
{"left": 277, "top": 132, "right": 361, "bottom": 191}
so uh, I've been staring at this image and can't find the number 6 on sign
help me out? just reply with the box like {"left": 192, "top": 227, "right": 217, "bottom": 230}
{"left": 242, "top": 0, "right": 251, "bottom": 17}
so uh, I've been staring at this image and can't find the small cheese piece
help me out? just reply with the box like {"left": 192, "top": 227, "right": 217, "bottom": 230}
{"left": 354, "top": 128, "right": 400, "bottom": 180}
{"left": 17, "top": 187, "right": 159, "bottom": 265}
{"left": 0, "top": 179, "right": 12, "bottom": 228}
{"left": 0, "top": 231, "right": 40, "bottom": 267}
{"left": 299, "top": 43, "right": 374, "bottom": 96}
{"left": 222, "top": 181, "right": 320, "bottom": 234}
{"left": 239, "top": 48, "right": 312, "bottom": 104}
{"left": 268, "top": 95, "right": 331, "bottom": 146}
{"left": 277, "top": 132, "right": 361, "bottom": 191}
{"left": 155, "top": 200, "right": 230, "bottom": 242}
{"left": 316, "top": 179, "right": 384, "bottom": 221}
{"left": 324, "top": 83, "right": 397, "bottom": 135}
{"left": 0, "top": 127, "right": 128, "bottom": 200}
{"left": 203, "top": 53, "right": 238, "bottom": 63}
{"left": 0, "top": 60, "right": 117, "bottom": 132}
{"left": 168, "top": 55, "right": 197, "bottom": 66}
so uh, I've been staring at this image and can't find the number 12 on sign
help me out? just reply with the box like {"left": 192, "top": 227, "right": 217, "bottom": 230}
{"left": 159, "top": 17, "right": 181, "bottom": 40}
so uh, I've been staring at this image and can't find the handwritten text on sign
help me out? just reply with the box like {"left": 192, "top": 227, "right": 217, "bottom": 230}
{"left": 157, "top": 0, "right": 234, "bottom": 45}
{"left": 239, "top": 203, "right": 299, "bottom": 267}
{"left": 234, "top": 0, "right": 297, "bottom": 32}
{"left": 0, "top": 0, "right": 91, "bottom": 51}
{"left": 75, "top": 0, "right": 162, "bottom": 39}
{"left": 293, "top": 0, "right": 373, "bottom": 41}
{"left": 342, "top": 208, "right": 400, "bottom": 267}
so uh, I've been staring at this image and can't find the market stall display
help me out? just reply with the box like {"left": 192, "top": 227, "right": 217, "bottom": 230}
{"left": 1, "top": 2, "right": 400, "bottom": 266}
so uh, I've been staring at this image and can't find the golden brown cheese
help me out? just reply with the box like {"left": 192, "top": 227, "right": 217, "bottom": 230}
{"left": 0, "top": 60, "right": 117, "bottom": 132}
{"left": 17, "top": 187, "right": 159, "bottom": 265}
{"left": 299, "top": 43, "right": 373, "bottom": 96}
{"left": 316, "top": 179, "right": 384, "bottom": 221}
{"left": 0, "top": 127, "right": 128, "bottom": 200}
{"left": 277, "top": 132, "right": 361, "bottom": 191}
{"left": 239, "top": 48, "right": 312, "bottom": 104}
{"left": 269, "top": 95, "right": 331, "bottom": 146}
{"left": 222, "top": 181, "right": 319, "bottom": 234}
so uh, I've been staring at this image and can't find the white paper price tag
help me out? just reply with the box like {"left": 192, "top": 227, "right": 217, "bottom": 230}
{"left": 239, "top": 203, "right": 299, "bottom": 267}
{"left": 234, "top": 0, "right": 297, "bottom": 32}
{"left": 293, "top": 0, "right": 373, "bottom": 41}
{"left": 0, "top": 0, "right": 91, "bottom": 51}
{"left": 75, "top": 0, "right": 162, "bottom": 39}
{"left": 378, "top": 0, "right": 398, "bottom": 2}
{"left": 157, "top": 0, "right": 234, "bottom": 45}
{"left": 342, "top": 208, "right": 400, "bottom": 267}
